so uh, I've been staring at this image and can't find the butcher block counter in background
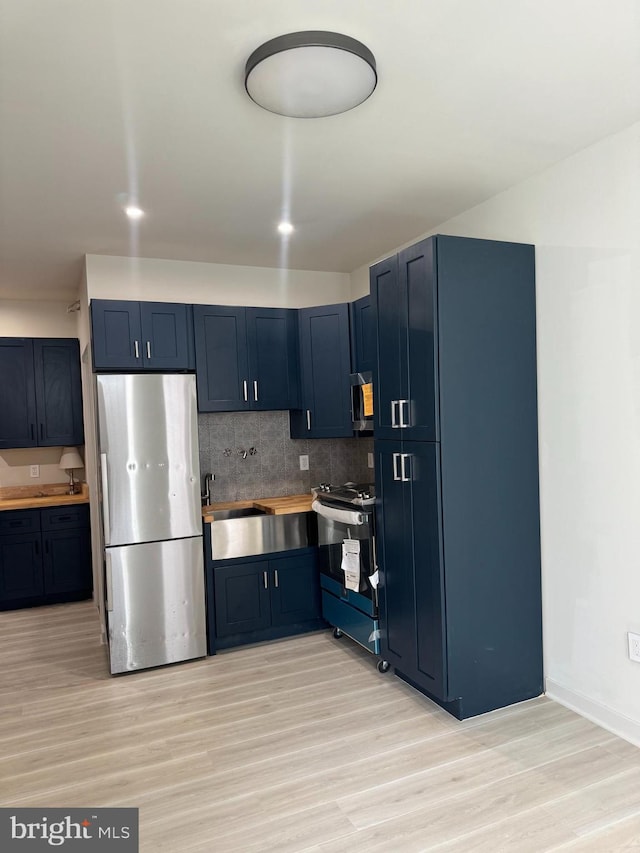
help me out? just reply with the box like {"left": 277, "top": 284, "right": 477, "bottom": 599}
{"left": 202, "top": 493, "right": 313, "bottom": 522}
{"left": 0, "top": 482, "right": 90, "bottom": 511}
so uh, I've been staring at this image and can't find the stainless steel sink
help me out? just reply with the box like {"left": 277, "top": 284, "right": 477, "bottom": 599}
{"left": 210, "top": 507, "right": 267, "bottom": 521}
{"left": 208, "top": 510, "right": 316, "bottom": 561}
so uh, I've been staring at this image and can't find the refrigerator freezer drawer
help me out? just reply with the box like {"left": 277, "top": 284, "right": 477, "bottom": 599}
{"left": 106, "top": 537, "right": 206, "bottom": 674}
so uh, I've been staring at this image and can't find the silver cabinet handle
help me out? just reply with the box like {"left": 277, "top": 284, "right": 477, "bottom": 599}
{"left": 306, "top": 410, "right": 311, "bottom": 431}
{"left": 391, "top": 400, "right": 399, "bottom": 428}
{"left": 243, "top": 380, "right": 248, "bottom": 402}
{"left": 105, "top": 552, "right": 113, "bottom": 612}
{"left": 134, "top": 340, "right": 140, "bottom": 359}
{"left": 274, "top": 569, "right": 279, "bottom": 588}
{"left": 392, "top": 452, "right": 401, "bottom": 481}
{"left": 400, "top": 453, "right": 411, "bottom": 482}
{"left": 263, "top": 570, "right": 268, "bottom": 589}
{"left": 398, "top": 400, "right": 409, "bottom": 428}
{"left": 146, "top": 340, "right": 151, "bottom": 359}
{"left": 253, "top": 380, "right": 258, "bottom": 402}
{"left": 100, "top": 453, "right": 110, "bottom": 545}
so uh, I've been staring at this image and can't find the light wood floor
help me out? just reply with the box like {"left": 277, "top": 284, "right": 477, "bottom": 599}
{"left": 1, "top": 602, "right": 639, "bottom": 852}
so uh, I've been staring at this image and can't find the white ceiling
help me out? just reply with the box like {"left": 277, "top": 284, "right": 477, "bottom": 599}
{"left": 1, "top": 0, "right": 639, "bottom": 300}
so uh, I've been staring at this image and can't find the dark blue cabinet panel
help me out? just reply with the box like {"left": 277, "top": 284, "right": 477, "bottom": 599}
{"left": 0, "top": 532, "right": 43, "bottom": 602}
{"left": 92, "top": 300, "right": 191, "bottom": 371}
{"left": 140, "top": 302, "right": 191, "bottom": 370}
{"left": 0, "top": 339, "right": 37, "bottom": 448}
{"left": 246, "top": 308, "right": 299, "bottom": 410}
{"left": 290, "top": 303, "right": 352, "bottom": 438}
{"left": 349, "top": 295, "right": 375, "bottom": 375}
{"left": 0, "top": 338, "right": 83, "bottom": 450}
{"left": 372, "top": 241, "right": 438, "bottom": 441}
{"left": 373, "top": 235, "right": 541, "bottom": 719}
{"left": 194, "top": 305, "right": 299, "bottom": 412}
{"left": 193, "top": 305, "right": 249, "bottom": 411}
{"left": 214, "top": 561, "right": 271, "bottom": 636}
{"left": 0, "top": 505, "right": 92, "bottom": 609}
{"left": 33, "top": 339, "right": 84, "bottom": 447}
{"left": 207, "top": 547, "right": 324, "bottom": 650}
{"left": 91, "top": 300, "right": 143, "bottom": 370}
{"left": 43, "top": 528, "right": 92, "bottom": 596}
{"left": 270, "top": 552, "right": 321, "bottom": 626}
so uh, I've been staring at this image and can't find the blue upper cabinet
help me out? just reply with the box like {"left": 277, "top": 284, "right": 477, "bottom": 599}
{"left": 33, "top": 339, "right": 84, "bottom": 447}
{"left": 246, "top": 308, "right": 299, "bottom": 410}
{"left": 290, "top": 303, "right": 353, "bottom": 438}
{"left": 91, "top": 299, "right": 191, "bottom": 371}
{"left": 349, "top": 294, "right": 375, "bottom": 375}
{"left": 0, "top": 339, "right": 38, "bottom": 448}
{"left": 0, "top": 338, "right": 83, "bottom": 450}
{"left": 371, "top": 239, "right": 439, "bottom": 441}
{"left": 194, "top": 305, "right": 299, "bottom": 412}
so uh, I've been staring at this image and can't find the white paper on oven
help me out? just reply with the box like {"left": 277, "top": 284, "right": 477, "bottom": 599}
{"left": 368, "top": 569, "right": 380, "bottom": 589}
{"left": 341, "top": 538, "right": 361, "bottom": 591}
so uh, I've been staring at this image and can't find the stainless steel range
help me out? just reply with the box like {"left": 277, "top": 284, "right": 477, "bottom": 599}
{"left": 312, "top": 482, "right": 389, "bottom": 672}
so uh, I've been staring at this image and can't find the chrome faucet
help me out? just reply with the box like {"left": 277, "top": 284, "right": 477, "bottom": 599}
{"left": 202, "top": 472, "right": 215, "bottom": 506}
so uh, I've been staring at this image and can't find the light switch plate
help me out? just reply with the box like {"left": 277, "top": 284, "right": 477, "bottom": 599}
{"left": 30, "top": 465, "right": 40, "bottom": 478}
{"left": 299, "top": 455, "right": 309, "bottom": 471}
{"left": 368, "top": 452, "right": 374, "bottom": 468}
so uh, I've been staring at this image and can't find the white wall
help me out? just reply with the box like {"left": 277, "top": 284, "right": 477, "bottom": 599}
{"left": 86, "top": 255, "right": 351, "bottom": 308}
{"left": 357, "top": 122, "right": 640, "bottom": 742}
{"left": 0, "top": 299, "right": 79, "bottom": 337}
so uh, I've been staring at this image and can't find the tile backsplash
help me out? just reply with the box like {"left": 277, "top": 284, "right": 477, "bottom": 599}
{"left": 198, "top": 411, "right": 373, "bottom": 502}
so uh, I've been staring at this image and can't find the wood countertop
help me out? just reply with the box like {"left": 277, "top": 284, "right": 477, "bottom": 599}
{"left": 202, "top": 493, "right": 313, "bottom": 523}
{"left": 0, "top": 483, "right": 90, "bottom": 512}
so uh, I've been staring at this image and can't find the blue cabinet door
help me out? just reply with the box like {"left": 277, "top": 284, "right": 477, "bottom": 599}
{"left": 0, "top": 339, "right": 37, "bottom": 449}
{"left": 33, "top": 339, "right": 84, "bottom": 447}
{"left": 349, "top": 295, "right": 375, "bottom": 375}
{"left": 371, "top": 256, "right": 405, "bottom": 440}
{"left": 193, "top": 305, "right": 250, "bottom": 411}
{"left": 270, "top": 552, "right": 321, "bottom": 627}
{"left": 375, "top": 440, "right": 416, "bottom": 674}
{"left": 140, "top": 302, "right": 190, "bottom": 370}
{"left": 291, "top": 303, "right": 352, "bottom": 438}
{"left": 42, "top": 528, "right": 92, "bottom": 596}
{"left": 246, "top": 308, "right": 300, "bottom": 410}
{"left": 91, "top": 300, "right": 143, "bottom": 370}
{"left": 0, "top": 532, "right": 43, "bottom": 603}
{"left": 401, "top": 239, "right": 439, "bottom": 441}
{"left": 214, "top": 561, "right": 271, "bottom": 636}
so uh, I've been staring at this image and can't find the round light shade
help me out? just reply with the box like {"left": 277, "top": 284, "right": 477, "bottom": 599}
{"left": 245, "top": 31, "right": 377, "bottom": 118}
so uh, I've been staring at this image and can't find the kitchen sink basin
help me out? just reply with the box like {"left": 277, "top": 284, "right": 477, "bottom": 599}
{"left": 210, "top": 507, "right": 267, "bottom": 521}
{"left": 208, "top": 510, "right": 316, "bottom": 560}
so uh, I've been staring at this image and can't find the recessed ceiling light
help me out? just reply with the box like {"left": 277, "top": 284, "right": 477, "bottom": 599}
{"left": 277, "top": 221, "right": 294, "bottom": 236}
{"left": 125, "top": 206, "right": 145, "bottom": 220}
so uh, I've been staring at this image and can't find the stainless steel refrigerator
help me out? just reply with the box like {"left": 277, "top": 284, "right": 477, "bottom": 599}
{"left": 97, "top": 373, "right": 206, "bottom": 674}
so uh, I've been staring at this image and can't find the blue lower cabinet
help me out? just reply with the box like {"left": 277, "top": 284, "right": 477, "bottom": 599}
{"left": 0, "top": 506, "right": 92, "bottom": 610}
{"left": 207, "top": 548, "right": 325, "bottom": 652}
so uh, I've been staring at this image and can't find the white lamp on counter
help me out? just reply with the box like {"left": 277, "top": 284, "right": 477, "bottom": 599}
{"left": 58, "top": 446, "right": 84, "bottom": 495}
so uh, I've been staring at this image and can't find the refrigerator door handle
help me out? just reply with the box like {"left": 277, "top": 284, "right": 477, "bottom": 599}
{"left": 105, "top": 552, "right": 113, "bottom": 612}
{"left": 100, "top": 452, "right": 111, "bottom": 545}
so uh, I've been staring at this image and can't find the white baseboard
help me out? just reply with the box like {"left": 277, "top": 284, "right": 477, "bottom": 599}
{"left": 545, "top": 678, "right": 640, "bottom": 748}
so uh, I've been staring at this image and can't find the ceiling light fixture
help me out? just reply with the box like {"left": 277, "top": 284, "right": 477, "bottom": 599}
{"left": 245, "top": 31, "right": 377, "bottom": 118}
{"left": 125, "top": 206, "right": 145, "bottom": 220}
{"left": 277, "top": 221, "right": 294, "bottom": 236}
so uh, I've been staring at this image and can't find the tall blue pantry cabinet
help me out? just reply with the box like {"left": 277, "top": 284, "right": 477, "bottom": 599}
{"left": 371, "top": 235, "right": 542, "bottom": 719}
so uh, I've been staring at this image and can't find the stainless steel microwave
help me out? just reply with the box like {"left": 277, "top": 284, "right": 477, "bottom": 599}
{"left": 350, "top": 371, "right": 373, "bottom": 432}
